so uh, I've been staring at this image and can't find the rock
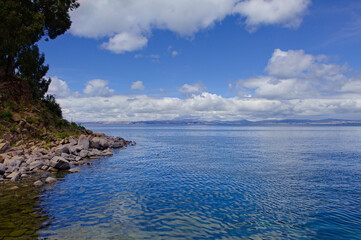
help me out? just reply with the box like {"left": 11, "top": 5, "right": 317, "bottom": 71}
{"left": 78, "top": 135, "right": 89, "bottom": 149}
{"left": 55, "top": 145, "right": 70, "bottom": 156}
{"left": 0, "top": 155, "right": 3, "bottom": 163}
{"left": 50, "top": 156, "right": 70, "bottom": 170}
{"left": 69, "top": 136, "right": 77, "bottom": 145}
{"left": 8, "top": 186, "right": 19, "bottom": 190}
{"left": 4, "top": 156, "right": 24, "bottom": 168}
{"left": 45, "top": 177, "right": 57, "bottom": 184}
{"left": 94, "top": 132, "right": 105, "bottom": 137}
{"left": 34, "top": 180, "right": 43, "bottom": 186}
{"left": 112, "top": 141, "right": 124, "bottom": 148}
{"left": 99, "top": 138, "right": 109, "bottom": 149}
{"left": 29, "top": 161, "right": 43, "bottom": 171}
{"left": 90, "top": 137, "right": 101, "bottom": 149}
{"left": 7, "top": 172, "right": 21, "bottom": 181}
{"left": 69, "top": 145, "right": 83, "bottom": 155}
{"left": 102, "top": 149, "right": 113, "bottom": 156}
{"left": 0, "top": 142, "right": 10, "bottom": 153}
{"left": 75, "top": 156, "right": 81, "bottom": 161}
{"left": 79, "top": 150, "right": 88, "bottom": 158}
{"left": 68, "top": 168, "right": 80, "bottom": 173}
{"left": 0, "top": 163, "right": 5, "bottom": 175}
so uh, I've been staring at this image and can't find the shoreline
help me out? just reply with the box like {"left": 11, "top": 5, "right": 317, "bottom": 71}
{"left": 0, "top": 132, "right": 135, "bottom": 187}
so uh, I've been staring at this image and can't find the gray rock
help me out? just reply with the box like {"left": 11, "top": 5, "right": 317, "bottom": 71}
{"left": 68, "top": 168, "right": 80, "bottom": 173}
{"left": 29, "top": 161, "right": 43, "bottom": 171}
{"left": 4, "top": 156, "right": 24, "bottom": 168}
{"left": 112, "top": 141, "right": 124, "bottom": 148}
{"left": 90, "top": 137, "right": 101, "bottom": 149}
{"left": 55, "top": 145, "right": 70, "bottom": 156}
{"left": 69, "top": 136, "right": 77, "bottom": 145}
{"left": 69, "top": 145, "right": 83, "bottom": 155}
{"left": 0, "top": 163, "right": 5, "bottom": 175}
{"left": 45, "top": 177, "right": 57, "bottom": 184}
{"left": 7, "top": 172, "right": 21, "bottom": 181}
{"left": 79, "top": 150, "right": 88, "bottom": 158}
{"left": 50, "top": 156, "right": 70, "bottom": 170}
{"left": 99, "top": 138, "right": 109, "bottom": 149}
{"left": 78, "top": 135, "right": 89, "bottom": 149}
{"left": 0, "top": 142, "right": 10, "bottom": 153}
{"left": 34, "top": 180, "right": 43, "bottom": 186}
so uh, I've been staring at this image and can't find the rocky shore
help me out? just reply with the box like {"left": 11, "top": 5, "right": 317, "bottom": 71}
{"left": 0, "top": 132, "right": 135, "bottom": 186}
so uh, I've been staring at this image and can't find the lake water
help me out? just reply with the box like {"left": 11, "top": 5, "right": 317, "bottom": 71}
{"left": 3, "top": 124, "right": 361, "bottom": 239}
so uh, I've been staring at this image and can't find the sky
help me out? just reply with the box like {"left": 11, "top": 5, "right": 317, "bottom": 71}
{"left": 40, "top": 0, "right": 361, "bottom": 122}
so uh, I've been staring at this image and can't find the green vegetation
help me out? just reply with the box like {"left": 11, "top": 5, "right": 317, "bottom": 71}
{"left": 0, "top": 0, "right": 84, "bottom": 144}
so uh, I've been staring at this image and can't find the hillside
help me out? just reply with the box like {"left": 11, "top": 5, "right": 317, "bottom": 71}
{"left": 0, "top": 78, "right": 86, "bottom": 150}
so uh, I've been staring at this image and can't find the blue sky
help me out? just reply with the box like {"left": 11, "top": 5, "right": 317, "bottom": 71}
{"left": 41, "top": 0, "right": 361, "bottom": 121}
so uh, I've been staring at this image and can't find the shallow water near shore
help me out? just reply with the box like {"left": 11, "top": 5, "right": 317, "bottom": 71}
{"left": 2, "top": 124, "right": 361, "bottom": 239}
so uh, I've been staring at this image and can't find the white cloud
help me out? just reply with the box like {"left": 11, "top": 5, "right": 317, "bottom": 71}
{"left": 47, "top": 76, "right": 73, "bottom": 98}
{"left": 56, "top": 93, "right": 361, "bottom": 122}
{"left": 83, "top": 79, "right": 115, "bottom": 97}
{"left": 101, "top": 32, "right": 148, "bottom": 53}
{"left": 70, "top": 0, "right": 311, "bottom": 53}
{"left": 233, "top": 0, "right": 311, "bottom": 31}
{"left": 131, "top": 81, "right": 146, "bottom": 91}
{"left": 236, "top": 49, "right": 352, "bottom": 99}
{"left": 177, "top": 83, "right": 207, "bottom": 97}
{"left": 51, "top": 49, "right": 361, "bottom": 121}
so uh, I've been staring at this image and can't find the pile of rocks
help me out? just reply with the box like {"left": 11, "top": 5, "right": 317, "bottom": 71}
{"left": 0, "top": 133, "right": 135, "bottom": 185}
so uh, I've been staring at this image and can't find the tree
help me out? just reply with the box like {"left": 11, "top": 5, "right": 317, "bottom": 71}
{"left": 0, "top": 0, "right": 79, "bottom": 98}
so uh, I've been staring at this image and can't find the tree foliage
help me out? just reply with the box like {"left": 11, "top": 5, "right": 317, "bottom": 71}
{"left": 0, "top": 0, "right": 79, "bottom": 100}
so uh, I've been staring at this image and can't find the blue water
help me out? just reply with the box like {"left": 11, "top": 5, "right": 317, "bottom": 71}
{"left": 38, "top": 125, "right": 361, "bottom": 239}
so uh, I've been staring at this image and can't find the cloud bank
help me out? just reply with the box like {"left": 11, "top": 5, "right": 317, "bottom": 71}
{"left": 48, "top": 49, "right": 361, "bottom": 122}
{"left": 70, "top": 0, "right": 311, "bottom": 53}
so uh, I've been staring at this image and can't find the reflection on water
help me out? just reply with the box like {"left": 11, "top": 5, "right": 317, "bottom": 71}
{"left": 2, "top": 125, "right": 361, "bottom": 239}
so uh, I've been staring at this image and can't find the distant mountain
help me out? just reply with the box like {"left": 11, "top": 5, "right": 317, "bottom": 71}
{"left": 81, "top": 119, "right": 361, "bottom": 126}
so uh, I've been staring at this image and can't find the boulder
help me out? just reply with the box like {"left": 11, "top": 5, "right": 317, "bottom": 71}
{"left": 29, "top": 161, "right": 43, "bottom": 171}
{"left": 90, "top": 137, "right": 101, "bottom": 149}
{"left": 55, "top": 145, "right": 70, "bottom": 156}
{"left": 34, "top": 180, "right": 43, "bottom": 186}
{"left": 7, "top": 172, "right": 21, "bottom": 181}
{"left": 69, "top": 145, "right": 83, "bottom": 155}
{"left": 45, "top": 177, "right": 57, "bottom": 184}
{"left": 50, "top": 156, "right": 70, "bottom": 170}
{"left": 0, "top": 163, "right": 5, "bottom": 175}
{"left": 79, "top": 150, "right": 88, "bottom": 158}
{"left": 78, "top": 135, "right": 89, "bottom": 149}
{"left": 4, "top": 156, "right": 24, "bottom": 168}
{"left": 112, "top": 141, "right": 124, "bottom": 148}
{"left": 0, "top": 142, "right": 10, "bottom": 153}
{"left": 69, "top": 137, "right": 77, "bottom": 145}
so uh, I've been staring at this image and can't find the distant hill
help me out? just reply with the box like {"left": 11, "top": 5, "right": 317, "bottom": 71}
{"left": 82, "top": 119, "right": 361, "bottom": 126}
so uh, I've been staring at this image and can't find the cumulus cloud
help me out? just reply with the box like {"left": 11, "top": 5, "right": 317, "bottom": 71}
{"left": 56, "top": 93, "right": 361, "bottom": 122}
{"left": 233, "top": 0, "right": 311, "bottom": 31}
{"left": 131, "top": 81, "right": 146, "bottom": 91}
{"left": 101, "top": 32, "right": 148, "bottom": 53}
{"left": 48, "top": 77, "right": 115, "bottom": 98}
{"left": 83, "top": 79, "right": 115, "bottom": 97}
{"left": 236, "top": 49, "right": 352, "bottom": 99}
{"left": 50, "top": 49, "right": 361, "bottom": 122}
{"left": 70, "top": 0, "right": 311, "bottom": 53}
{"left": 177, "top": 83, "right": 207, "bottom": 97}
{"left": 47, "top": 76, "right": 73, "bottom": 98}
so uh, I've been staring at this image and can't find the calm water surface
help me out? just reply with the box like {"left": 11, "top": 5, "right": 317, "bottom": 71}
{"left": 7, "top": 125, "right": 361, "bottom": 239}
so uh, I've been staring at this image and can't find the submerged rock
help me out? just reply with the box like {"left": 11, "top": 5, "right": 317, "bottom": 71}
{"left": 45, "top": 177, "right": 57, "bottom": 184}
